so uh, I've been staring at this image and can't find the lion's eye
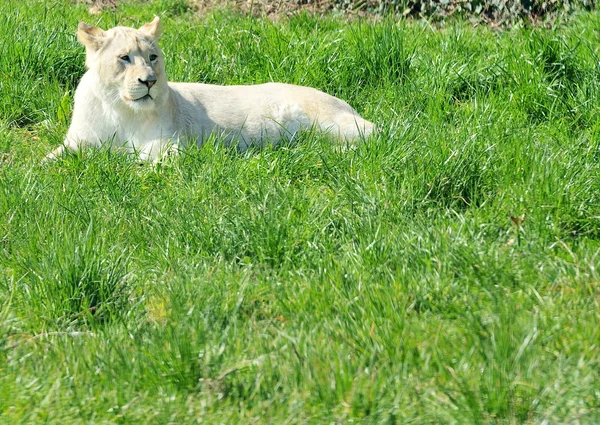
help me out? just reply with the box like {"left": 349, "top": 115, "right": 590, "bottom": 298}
{"left": 149, "top": 54, "right": 158, "bottom": 61}
{"left": 120, "top": 55, "right": 131, "bottom": 62}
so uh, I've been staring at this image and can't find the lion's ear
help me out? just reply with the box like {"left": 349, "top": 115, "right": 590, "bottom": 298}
{"left": 139, "top": 16, "right": 162, "bottom": 39}
{"left": 77, "top": 22, "right": 106, "bottom": 51}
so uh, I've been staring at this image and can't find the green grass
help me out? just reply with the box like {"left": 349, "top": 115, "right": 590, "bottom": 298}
{"left": 1, "top": 0, "right": 600, "bottom": 423}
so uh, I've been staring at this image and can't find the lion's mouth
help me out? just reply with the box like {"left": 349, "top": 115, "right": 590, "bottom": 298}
{"left": 133, "top": 94, "right": 153, "bottom": 102}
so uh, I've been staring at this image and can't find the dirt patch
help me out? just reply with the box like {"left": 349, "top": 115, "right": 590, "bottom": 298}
{"left": 82, "top": 0, "right": 368, "bottom": 17}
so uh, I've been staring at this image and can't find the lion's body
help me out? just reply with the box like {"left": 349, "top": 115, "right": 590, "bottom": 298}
{"left": 47, "top": 18, "right": 374, "bottom": 161}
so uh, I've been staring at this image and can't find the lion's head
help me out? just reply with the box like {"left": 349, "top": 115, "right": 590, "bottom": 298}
{"left": 77, "top": 17, "right": 168, "bottom": 112}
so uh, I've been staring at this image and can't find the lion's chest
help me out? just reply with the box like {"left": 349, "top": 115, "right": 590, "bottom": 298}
{"left": 93, "top": 106, "right": 173, "bottom": 148}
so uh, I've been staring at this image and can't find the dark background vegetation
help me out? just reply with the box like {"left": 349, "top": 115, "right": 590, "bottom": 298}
{"left": 145, "top": 0, "right": 598, "bottom": 23}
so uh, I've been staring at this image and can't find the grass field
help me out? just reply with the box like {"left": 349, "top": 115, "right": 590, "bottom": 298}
{"left": 1, "top": 0, "right": 599, "bottom": 423}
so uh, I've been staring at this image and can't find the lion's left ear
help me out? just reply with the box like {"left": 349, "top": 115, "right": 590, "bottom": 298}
{"left": 139, "top": 16, "right": 162, "bottom": 39}
{"left": 77, "top": 22, "right": 107, "bottom": 51}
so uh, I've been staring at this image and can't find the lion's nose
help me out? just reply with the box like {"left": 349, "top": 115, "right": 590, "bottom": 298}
{"left": 139, "top": 78, "right": 157, "bottom": 88}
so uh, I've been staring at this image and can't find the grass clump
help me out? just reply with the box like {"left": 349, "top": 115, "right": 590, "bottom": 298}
{"left": 15, "top": 222, "right": 131, "bottom": 326}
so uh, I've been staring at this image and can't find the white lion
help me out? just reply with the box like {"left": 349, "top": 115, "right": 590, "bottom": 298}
{"left": 46, "top": 17, "right": 374, "bottom": 161}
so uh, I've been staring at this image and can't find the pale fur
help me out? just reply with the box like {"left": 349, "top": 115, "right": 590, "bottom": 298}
{"left": 46, "top": 17, "right": 374, "bottom": 161}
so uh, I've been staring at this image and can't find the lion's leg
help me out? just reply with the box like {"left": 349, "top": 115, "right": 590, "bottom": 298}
{"left": 43, "top": 144, "right": 67, "bottom": 162}
{"left": 335, "top": 113, "right": 374, "bottom": 141}
{"left": 136, "top": 138, "right": 179, "bottom": 163}
{"left": 43, "top": 138, "right": 83, "bottom": 163}
{"left": 317, "top": 113, "right": 375, "bottom": 144}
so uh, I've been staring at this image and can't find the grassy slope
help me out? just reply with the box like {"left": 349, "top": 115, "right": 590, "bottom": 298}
{"left": 1, "top": 0, "right": 599, "bottom": 423}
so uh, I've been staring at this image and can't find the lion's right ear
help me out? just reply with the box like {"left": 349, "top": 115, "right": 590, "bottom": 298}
{"left": 77, "top": 22, "right": 106, "bottom": 51}
{"left": 139, "top": 16, "right": 162, "bottom": 39}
